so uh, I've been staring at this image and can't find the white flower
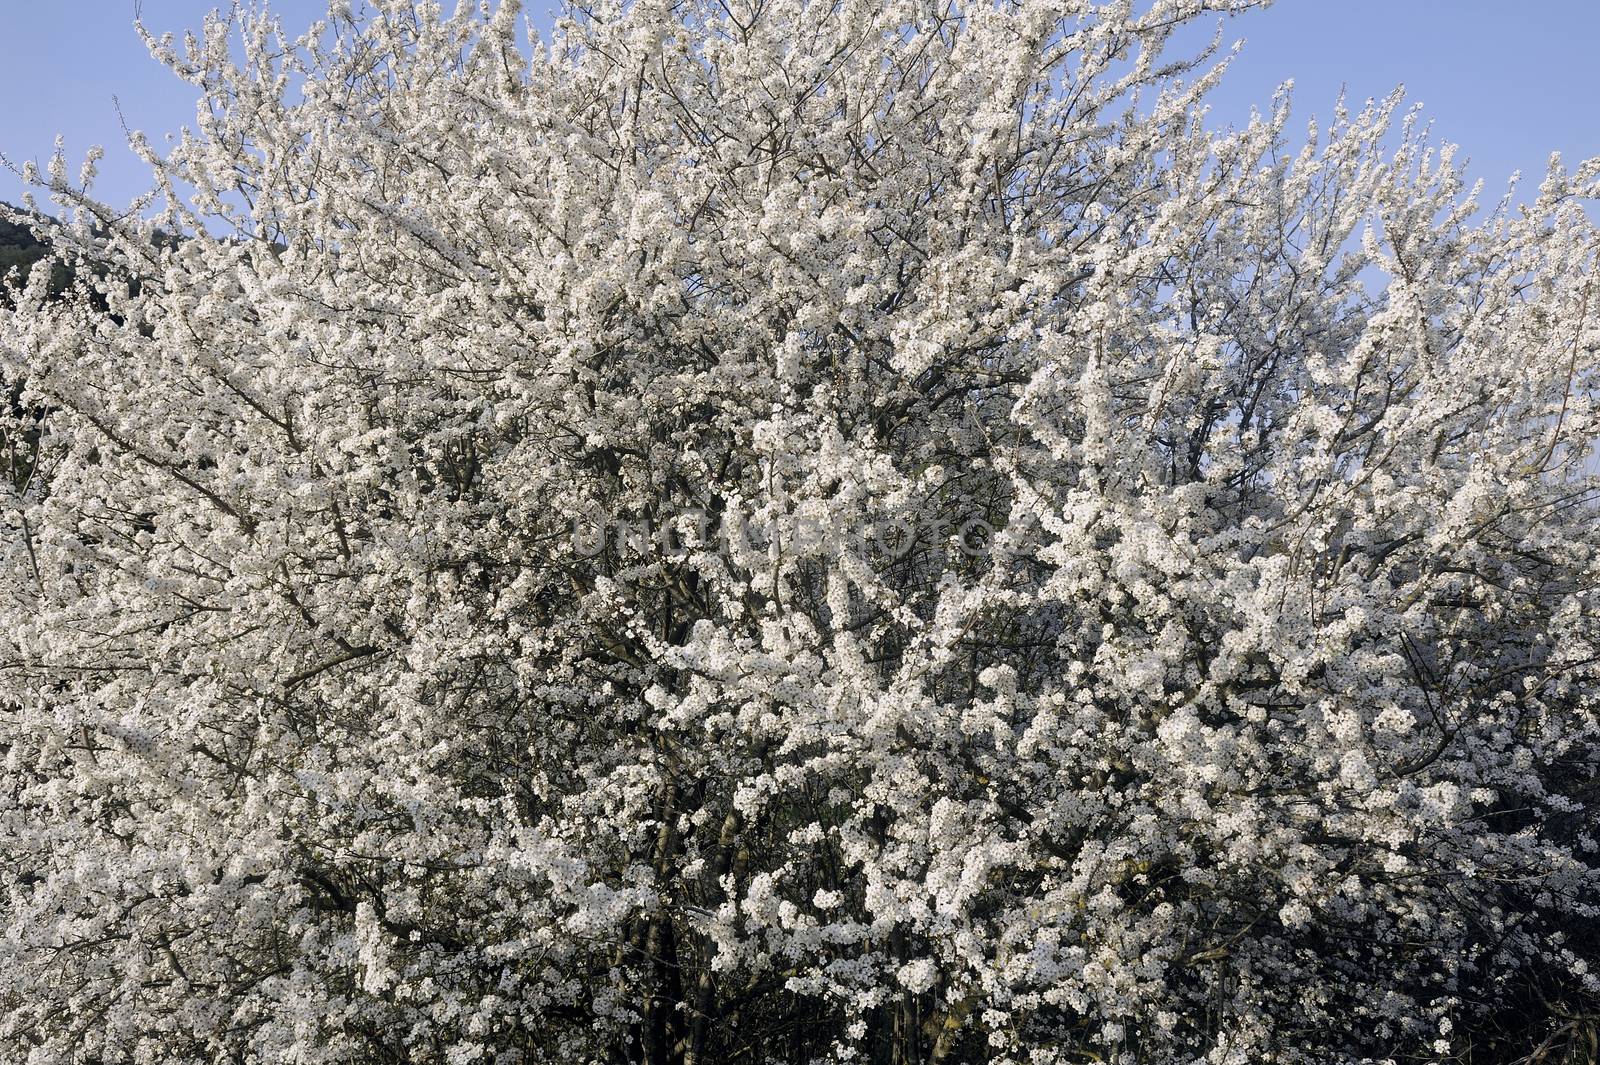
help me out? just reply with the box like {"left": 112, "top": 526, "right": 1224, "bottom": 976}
{"left": 896, "top": 959, "right": 940, "bottom": 995}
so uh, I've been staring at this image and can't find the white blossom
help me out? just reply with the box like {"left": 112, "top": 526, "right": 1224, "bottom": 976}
{"left": 1, "top": 1, "right": 1598, "bottom": 1063}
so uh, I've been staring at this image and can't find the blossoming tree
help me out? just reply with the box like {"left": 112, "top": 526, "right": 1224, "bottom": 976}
{"left": 2, "top": 1, "right": 1599, "bottom": 1062}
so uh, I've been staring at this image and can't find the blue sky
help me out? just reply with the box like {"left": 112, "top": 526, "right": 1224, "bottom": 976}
{"left": 1, "top": 1, "right": 1596, "bottom": 211}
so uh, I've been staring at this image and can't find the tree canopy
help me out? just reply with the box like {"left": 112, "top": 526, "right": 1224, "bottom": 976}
{"left": 2, "top": 1, "right": 1599, "bottom": 1063}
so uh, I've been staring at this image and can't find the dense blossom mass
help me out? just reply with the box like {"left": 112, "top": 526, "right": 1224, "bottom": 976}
{"left": 2, "top": 1, "right": 1599, "bottom": 1062}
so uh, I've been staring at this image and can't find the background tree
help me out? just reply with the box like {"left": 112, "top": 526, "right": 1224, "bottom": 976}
{"left": 2, "top": 1, "right": 1599, "bottom": 1063}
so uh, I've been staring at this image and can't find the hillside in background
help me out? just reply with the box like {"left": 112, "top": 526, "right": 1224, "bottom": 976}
{"left": 0, "top": 209, "right": 48, "bottom": 280}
